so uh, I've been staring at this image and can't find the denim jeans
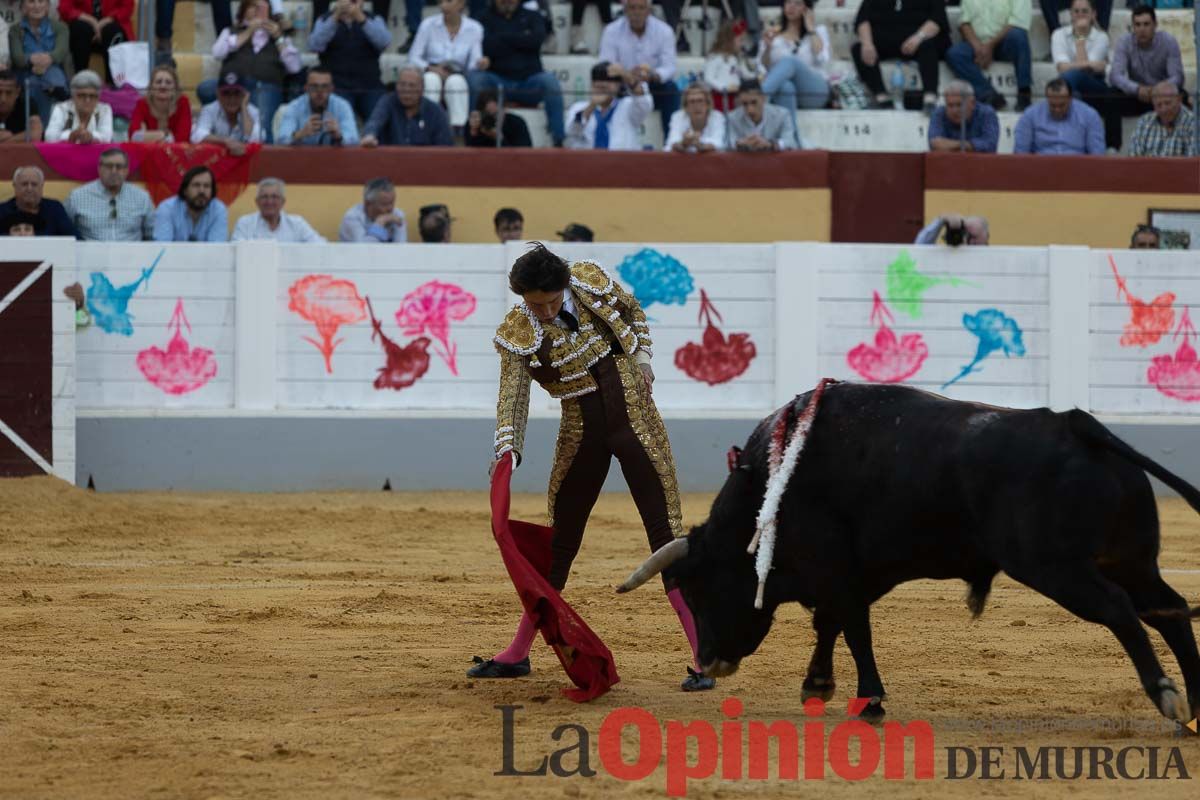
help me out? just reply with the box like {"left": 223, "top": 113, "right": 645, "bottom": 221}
{"left": 945, "top": 28, "right": 1032, "bottom": 102}
{"left": 337, "top": 87, "right": 388, "bottom": 122}
{"left": 196, "top": 78, "right": 284, "bottom": 144}
{"left": 20, "top": 67, "right": 68, "bottom": 124}
{"left": 763, "top": 56, "right": 829, "bottom": 111}
{"left": 467, "top": 70, "right": 565, "bottom": 144}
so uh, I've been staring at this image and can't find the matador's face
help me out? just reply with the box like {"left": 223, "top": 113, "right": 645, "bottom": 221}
{"left": 523, "top": 289, "right": 565, "bottom": 323}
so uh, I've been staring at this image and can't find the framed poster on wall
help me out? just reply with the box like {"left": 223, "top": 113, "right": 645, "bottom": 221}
{"left": 1148, "top": 209, "right": 1199, "bottom": 249}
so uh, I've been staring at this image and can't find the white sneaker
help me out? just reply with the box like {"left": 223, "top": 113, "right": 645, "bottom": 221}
{"left": 570, "top": 26, "right": 589, "bottom": 54}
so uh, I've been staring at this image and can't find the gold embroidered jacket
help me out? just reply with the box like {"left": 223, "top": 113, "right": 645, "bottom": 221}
{"left": 493, "top": 261, "right": 653, "bottom": 460}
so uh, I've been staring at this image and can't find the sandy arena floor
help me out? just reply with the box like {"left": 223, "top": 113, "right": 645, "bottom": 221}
{"left": 1, "top": 477, "right": 1199, "bottom": 799}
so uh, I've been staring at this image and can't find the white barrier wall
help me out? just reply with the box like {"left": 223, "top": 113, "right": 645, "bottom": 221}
{"left": 62, "top": 242, "right": 1200, "bottom": 419}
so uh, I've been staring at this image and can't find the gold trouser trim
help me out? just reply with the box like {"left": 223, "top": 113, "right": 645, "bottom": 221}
{"left": 547, "top": 398, "right": 585, "bottom": 526}
{"left": 615, "top": 357, "right": 685, "bottom": 539}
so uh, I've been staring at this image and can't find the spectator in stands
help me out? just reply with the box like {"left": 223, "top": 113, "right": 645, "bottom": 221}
{"left": 569, "top": 0, "right": 612, "bottom": 54}
{"left": 704, "top": 19, "right": 760, "bottom": 113}
{"left": 666, "top": 82, "right": 726, "bottom": 153}
{"left": 852, "top": 0, "right": 949, "bottom": 112}
{"left": 1128, "top": 82, "right": 1195, "bottom": 158}
{"left": 598, "top": 0, "right": 678, "bottom": 135}
{"left": 466, "top": 88, "right": 533, "bottom": 147}
{"left": 340, "top": 177, "right": 408, "bottom": 242}
{"left": 129, "top": 65, "right": 191, "bottom": 143}
{"left": 409, "top": 0, "right": 485, "bottom": 135}
{"left": 59, "top": 0, "right": 131, "bottom": 85}
{"left": 66, "top": 148, "right": 155, "bottom": 241}
{"left": 1041, "top": 0, "right": 1111, "bottom": 34}
{"left": 0, "top": 165, "right": 76, "bottom": 236}
{"left": 198, "top": 0, "right": 302, "bottom": 145}
{"left": 310, "top": 0, "right": 391, "bottom": 123}
{"left": 1049, "top": 0, "right": 1122, "bottom": 149}
{"left": 558, "top": 222, "right": 593, "bottom": 241}
{"left": 1053, "top": 0, "right": 1110, "bottom": 102}
{"left": 0, "top": 69, "right": 44, "bottom": 143}
{"left": 192, "top": 71, "right": 262, "bottom": 153}
{"left": 278, "top": 66, "right": 358, "bottom": 146}
{"left": 494, "top": 207, "right": 523, "bottom": 242}
{"left": 1110, "top": 5, "right": 1185, "bottom": 118}
{"left": 233, "top": 178, "right": 326, "bottom": 242}
{"left": 1013, "top": 78, "right": 1104, "bottom": 155}
{"left": 155, "top": 0, "right": 233, "bottom": 61}
{"left": 947, "top": 0, "right": 1033, "bottom": 112}
{"left": 419, "top": 204, "right": 452, "bottom": 243}
{"left": 760, "top": 0, "right": 831, "bottom": 116}
{"left": 0, "top": 210, "right": 41, "bottom": 235}
{"left": 915, "top": 213, "right": 989, "bottom": 245}
{"left": 1130, "top": 223, "right": 1160, "bottom": 249}
{"left": 728, "top": 79, "right": 798, "bottom": 151}
{"left": 45, "top": 70, "right": 112, "bottom": 143}
{"left": 9, "top": 0, "right": 72, "bottom": 124}
{"left": 927, "top": 81, "right": 999, "bottom": 153}
{"left": 153, "top": 166, "right": 228, "bottom": 242}
{"left": 469, "top": 0, "right": 565, "bottom": 147}
{"left": 565, "top": 61, "right": 651, "bottom": 150}
{"left": 361, "top": 67, "right": 454, "bottom": 147}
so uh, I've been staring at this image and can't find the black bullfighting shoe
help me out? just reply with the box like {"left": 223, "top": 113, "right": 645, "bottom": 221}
{"left": 467, "top": 656, "right": 531, "bottom": 678}
{"left": 681, "top": 667, "right": 716, "bottom": 692}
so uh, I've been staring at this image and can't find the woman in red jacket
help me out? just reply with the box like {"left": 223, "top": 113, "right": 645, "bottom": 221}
{"left": 58, "top": 0, "right": 133, "bottom": 84}
{"left": 129, "top": 64, "right": 192, "bottom": 142}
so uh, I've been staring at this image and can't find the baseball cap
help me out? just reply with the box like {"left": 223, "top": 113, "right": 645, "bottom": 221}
{"left": 217, "top": 71, "right": 251, "bottom": 94}
{"left": 557, "top": 223, "right": 594, "bottom": 242}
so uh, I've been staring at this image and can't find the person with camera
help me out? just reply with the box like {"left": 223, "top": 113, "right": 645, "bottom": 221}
{"left": 466, "top": 88, "right": 532, "bottom": 147}
{"left": 564, "top": 61, "right": 652, "bottom": 151}
{"left": 310, "top": 0, "right": 392, "bottom": 123}
{"left": 278, "top": 66, "right": 359, "bottom": 146}
{"left": 196, "top": 0, "right": 301, "bottom": 145}
{"left": 915, "top": 213, "right": 990, "bottom": 246}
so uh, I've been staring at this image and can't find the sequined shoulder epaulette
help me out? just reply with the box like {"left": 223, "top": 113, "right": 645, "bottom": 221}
{"left": 569, "top": 261, "right": 615, "bottom": 296}
{"left": 494, "top": 304, "right": 542, "bottom": 356}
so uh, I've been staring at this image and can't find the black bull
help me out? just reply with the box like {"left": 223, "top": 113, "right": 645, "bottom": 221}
{"left": 618, "top": 382, "right": 1200, "bottom": 724}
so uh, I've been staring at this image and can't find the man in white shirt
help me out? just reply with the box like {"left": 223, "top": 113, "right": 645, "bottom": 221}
{"left": 598, "top": 0, "right": 678, "bottom": 133}
{"left": 232, "top": 178, "right": 326, "bottom": 243}
{"left": 565, "top": 62, "right": 652, "bottom": 151}
{"left": 191, "top": 72, "right": 263, "bottom": 156}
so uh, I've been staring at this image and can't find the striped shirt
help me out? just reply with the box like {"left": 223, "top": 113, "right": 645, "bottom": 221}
{"left": 66, "top": 180, "right": 156, "bottom": 241}
{"left": 1128, "top": 107, "right": 1196, "bottom": 158}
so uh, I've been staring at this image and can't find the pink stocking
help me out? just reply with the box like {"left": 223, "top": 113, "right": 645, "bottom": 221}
{"left": 667, "top": 588, "right": 701, "bottom": 669}
{"left": 493, "top": 610, "right": 538, "bottom": 664}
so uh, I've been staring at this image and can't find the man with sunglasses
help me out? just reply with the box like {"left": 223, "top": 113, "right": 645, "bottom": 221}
{"left": 0, "top": 166, "right": 76, "bottom": 238}
{"left": 66, "top": 148, "right": 155, "bottom": 241}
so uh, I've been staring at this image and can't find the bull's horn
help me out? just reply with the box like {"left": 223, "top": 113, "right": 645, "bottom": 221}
{"left": 615, "top": 538, "right": 689, "bottom": 593}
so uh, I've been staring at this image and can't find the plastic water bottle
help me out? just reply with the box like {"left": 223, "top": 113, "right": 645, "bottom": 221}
{"left": 573, "top": 75, "right": 586, "bottom": 105}
{"left": 890, "top": 64, "right": 905, "bottom": 105}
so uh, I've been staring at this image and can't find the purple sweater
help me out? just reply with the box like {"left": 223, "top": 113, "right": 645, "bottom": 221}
{"left": 1110, "top": 31, "right": 1184, "bottom": 97}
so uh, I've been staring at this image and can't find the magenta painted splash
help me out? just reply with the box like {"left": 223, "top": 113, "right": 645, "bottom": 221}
{"left": 394, "top": 280, "right": 477, "bottom": 376}
{"left": 1148, "top": 308, "right": 1200, "bottom": 403}
{"left": 674, "top": 289, "right": 756, "bottom": 385}
{"left": 136, "top": 299, "right": 218, "bottom": 395}
{"left": 1110, "top": 255, "right": 1175, "bottom": 349}
{"left": 288, "top": 274, "right": 367, "bottom": 373}
{"left": 846, "top": 292, "right": 929, "bottom": 383}
{"left": 367, "top": 297, "right": 431, "bottom": 391}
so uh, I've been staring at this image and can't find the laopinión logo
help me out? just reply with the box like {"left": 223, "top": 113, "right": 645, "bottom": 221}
{"left": 495, "top": 699, "right": 1194, "bottom": 796}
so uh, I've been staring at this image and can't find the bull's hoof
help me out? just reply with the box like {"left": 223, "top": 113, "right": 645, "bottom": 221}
{"left": 801, "top": 676, "right": 836, "bottom": 702}
{"left": 1156, "top": 678, "right": 1190, "bottom": 723}
{"left": 854, "top": 696, "right": 886, "bottom": 725}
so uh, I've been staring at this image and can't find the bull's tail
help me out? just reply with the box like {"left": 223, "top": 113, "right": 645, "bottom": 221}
{"left": 1067, "top": 409, "right": 1200, "bottom": 517}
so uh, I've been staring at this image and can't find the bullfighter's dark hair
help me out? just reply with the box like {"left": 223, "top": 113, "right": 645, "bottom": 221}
{"left": 177, "top": 166, "right": 216, "bottom": 200}
{"left": 508, "top": 243, "right": 571, "bottom": 295}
